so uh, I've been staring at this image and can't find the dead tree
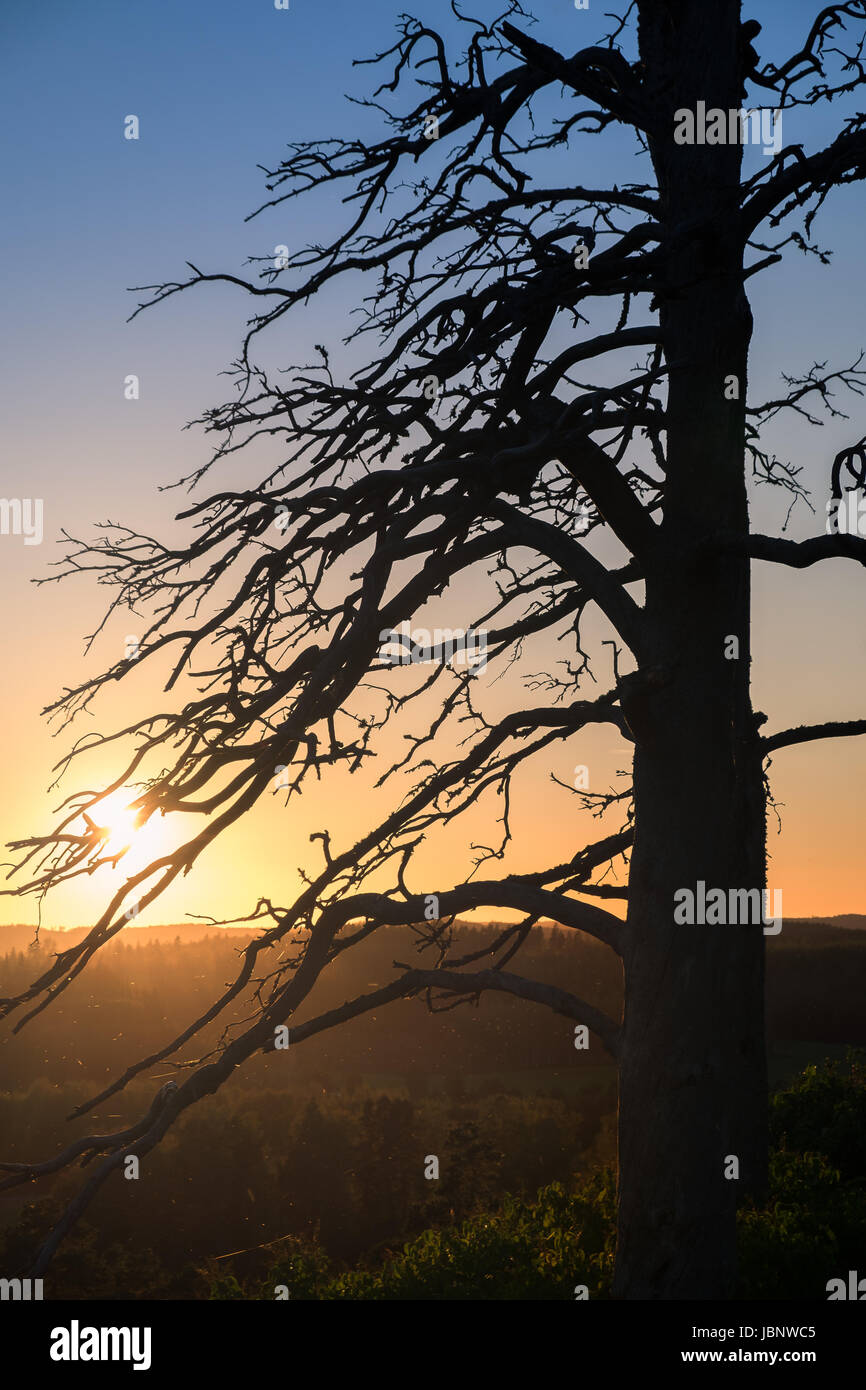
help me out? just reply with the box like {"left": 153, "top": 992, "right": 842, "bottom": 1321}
{"left": 3, "top": 0, "right": 866, "bottom": 1299}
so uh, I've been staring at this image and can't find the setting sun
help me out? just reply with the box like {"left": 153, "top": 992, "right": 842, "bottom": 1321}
{"left": 87, "top": 792, "right": 141, "bottom": 855}
{"left": 82, "top": 790, "right": 169, "bottom": 877}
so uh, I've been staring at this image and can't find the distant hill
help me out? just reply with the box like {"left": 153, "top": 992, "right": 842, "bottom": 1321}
{"left": 0, "top": 914, "right": 865, "bottom": 952}
{"left": 0, "top": 915, "right": 863, "bottom": 1095}
{"left": 794, "top": 914, "right": 866, "bottom": 930}
{"left": 0, "top": 921, "right": 257, "bottom": 951}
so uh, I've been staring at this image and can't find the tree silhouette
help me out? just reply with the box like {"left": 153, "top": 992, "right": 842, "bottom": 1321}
{"left": 3, "top": 0, "right": 866, "bottom": 1299}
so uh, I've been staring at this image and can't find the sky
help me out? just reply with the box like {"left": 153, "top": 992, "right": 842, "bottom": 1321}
{"left": 0, "top": 0, "right": 864, "bottom": 929}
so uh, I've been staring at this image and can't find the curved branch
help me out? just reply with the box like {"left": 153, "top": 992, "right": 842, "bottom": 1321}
{"left": 743, "top": 125, "right": 866, "bottom": 233}
{"left": 492, "top": 502, "right": 647, "bottom": 657}
{"left": 499, "top": 22, "right": 647, "bottom": 132}
{"left": 287, "top": 966, "right": 621, "bottom": 1060}
{"left": 762, "top": 719, "right": 866, "bottom": 754}
{"left": 748, "top": 532, "right": 866, "bottom": 567}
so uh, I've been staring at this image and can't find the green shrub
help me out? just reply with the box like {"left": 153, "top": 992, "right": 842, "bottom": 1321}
{"left": 769, "top": 1049, "right": 866, "bottom": 1180}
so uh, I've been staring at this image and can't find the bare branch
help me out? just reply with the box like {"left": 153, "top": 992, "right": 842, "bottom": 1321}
{"left": 762, "top": 719, "right": 866, "bottom": 754}
{"left": 748, "top": 532, "right": 866, "bottom": 567}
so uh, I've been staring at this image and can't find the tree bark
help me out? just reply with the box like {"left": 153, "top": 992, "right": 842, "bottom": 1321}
{"left": 613, "top": 0, "right": 769, "bottom": 1299}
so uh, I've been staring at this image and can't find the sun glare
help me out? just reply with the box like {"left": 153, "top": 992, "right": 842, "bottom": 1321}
{"left": 94, "top": 798, "right": 139, "bottom": 853}
{"left": 84, "top": 790, "right": 168, "bottom": 872}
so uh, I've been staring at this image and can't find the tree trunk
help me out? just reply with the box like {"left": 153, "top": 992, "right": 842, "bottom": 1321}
{"left": 613, "top": 0, "right": 769, "bottom": 1299}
